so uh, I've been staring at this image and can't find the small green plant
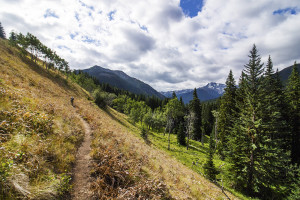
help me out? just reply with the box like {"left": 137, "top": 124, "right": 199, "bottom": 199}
{"left": 57, "top": 173, "right": 72, "bottom": 195}
{"left": 0, "top": 159, "right": 13, "bottom": 182}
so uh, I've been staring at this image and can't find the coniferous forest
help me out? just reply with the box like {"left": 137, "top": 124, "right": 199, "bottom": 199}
{"left": 1, "top": 26, "right": 299, "bottom": 199}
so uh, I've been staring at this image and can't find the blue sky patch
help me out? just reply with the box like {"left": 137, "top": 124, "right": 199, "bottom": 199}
{"left": 273, "top": 7, "right": 299, "bottom": 15}
{"left": 79, "top": 0, "right": 94, "bottom": 11}
{"left": 82, "top": 36, "right": 95, "bottom": 43}
{"left": 70, "top": 32, "right": 79, "bottom": 40}
{"left": 75, "top": 12, "right": 80, "bottom": 21}
{"left": 180, "top": 0, "right": 203, "bottom": 18}
{"left": 44, "top": 9, "right": 59, "bottom": 18}
{"left": 139, "top": 25, "right": 148, "bottom": 32}
{"left": 108, "top": 10, "right": 116, "bottom": 21}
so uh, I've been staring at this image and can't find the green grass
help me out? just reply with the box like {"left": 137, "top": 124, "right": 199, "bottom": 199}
{"left": 119, "top": 120, "right": 252, "bottom": 200}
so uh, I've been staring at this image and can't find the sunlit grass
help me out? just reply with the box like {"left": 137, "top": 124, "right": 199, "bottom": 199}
{"left": 0, "top": 39, "right": 86, "bottom": 199}
{"left": 0, "top": 38, "right": 248, "bottom": 199}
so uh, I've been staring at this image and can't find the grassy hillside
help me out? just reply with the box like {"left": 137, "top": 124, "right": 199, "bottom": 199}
{"left": 0, "top": 38, "right": 239, "bottom": 199}
{"left": 0, "top": 38, "right": 90, "bottom": 199}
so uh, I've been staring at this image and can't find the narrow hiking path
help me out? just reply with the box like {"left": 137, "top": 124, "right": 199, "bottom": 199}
{"left": 72, "top": 115, "right": 93, "bottom": 200}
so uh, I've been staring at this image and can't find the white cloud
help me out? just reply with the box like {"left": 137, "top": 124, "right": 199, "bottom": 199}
{"left": 0, "top": 0, "right": 299, "bottom": 91}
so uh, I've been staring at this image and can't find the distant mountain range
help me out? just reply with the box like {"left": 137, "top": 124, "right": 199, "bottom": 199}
{"left": 82, "top": 64, "right": 299, "bottom": 103}
{"left": 161, "top": 63, "right": 299, "bottom": 104}
{"left": 82, "top": 66, "right": 165, "bottom": 99}
{"left": 161, "top": 82, "right": 226, "bottom": 104}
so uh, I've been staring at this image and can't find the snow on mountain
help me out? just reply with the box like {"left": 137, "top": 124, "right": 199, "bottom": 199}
{"left": 160, "top": 82, "right": 226, "bottom": 103}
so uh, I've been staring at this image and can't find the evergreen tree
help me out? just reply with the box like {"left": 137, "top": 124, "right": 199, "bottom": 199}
{"left": 258, "top": 56, "right": 291, "bottom": 197}
{"left": 177, "top": 122, "right": 186, "bottom": 146}
{"left": 9, "top": 31, "right": 17, "bottom": 45}
{"left": 172, "top": 91, "right": 177, "bottom": 99}
{"left": 228, "top": 44, "right": 265, "bottom": 195}
{"left": 286, "top": 62, "right": 300, "bottom": 164}
{"left": 228, "top": 45, "right": 291, "bottom": 197}
{"left": 189, "top": 88, "right": 202, "bottom": 141}
{"left": 0, "top": 22, "right": 5, "bottom": 39}
{"left": 217, "top": 70, "right": 237, "bottom": 159}
{"left": 203, "top": 133, "right": 219, "bottom": 181}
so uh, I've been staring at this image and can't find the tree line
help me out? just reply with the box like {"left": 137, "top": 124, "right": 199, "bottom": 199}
{"left": 8, "top": 31, "right": 70, "bottom": 73}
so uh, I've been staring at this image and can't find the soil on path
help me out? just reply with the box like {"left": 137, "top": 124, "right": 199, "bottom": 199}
{"left": 72, "top": 116, "right": 93, "bottom": 200}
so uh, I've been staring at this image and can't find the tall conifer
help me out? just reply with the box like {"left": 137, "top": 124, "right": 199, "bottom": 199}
{"left": 228, "top": 46, "right": 292, "bottom": 197}
{"left": 258, "top": 56, "right": 290, "bottom": 197}
{"left": 228, "top": 44, "right": 265, "bottom": 195}
{"left": 217, "top": 70, "right": 237, "bottom": 159}
{"left": 189, "top": 88, "right": 202, "bottom": 141}
{"left": 286, "top": 62, "right": 300, "bottom": 164}
{"left": 203, "top": 133, "right": 219, "bottom": 181}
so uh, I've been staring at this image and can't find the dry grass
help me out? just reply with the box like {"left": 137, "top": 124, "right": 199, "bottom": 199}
{"left": 77, "top": 101, "right": 240, "bottom": 199}
{"left": 0, "top": 39, "right": 86, "bottom": 199}
{"left": 0, "top": 38, "right": 241, "bottom": 199}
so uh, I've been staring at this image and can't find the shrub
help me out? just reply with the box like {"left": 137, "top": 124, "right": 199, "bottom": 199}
{"left": 141, "top": 127, "right": 148, "bottom": 140}
{"left": 93, "top": 89, "right": 116, "bottom": 108}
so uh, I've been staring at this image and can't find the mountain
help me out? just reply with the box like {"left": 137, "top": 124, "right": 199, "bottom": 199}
{"left": 81, "top": 65, "right": 165, "bottom": 99}
{"left": 278, "top": 63, "right": 300, "bottom": 84}
{"left": 161, "top": 82, "right": 226, "bottom": 104}
{"left": 160, "top": 89, "right": 193, "bottom": 98}
{"left": 161, "top": 63, "right": 299, "bottom": 104}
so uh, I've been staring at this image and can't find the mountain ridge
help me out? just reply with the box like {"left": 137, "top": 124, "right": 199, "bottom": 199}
{"left": 161, "top": 64, "right": 299, "bottom": 104}
{"left": 81, "top": 65, "right": 165, "bottom": 99}
{"left": 161, "top": 82, "right": 226, "bottom": 104}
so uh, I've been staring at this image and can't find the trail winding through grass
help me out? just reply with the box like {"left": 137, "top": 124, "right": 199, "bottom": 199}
{"left": 72, "top": 114, "right": 92, "bottom": 200}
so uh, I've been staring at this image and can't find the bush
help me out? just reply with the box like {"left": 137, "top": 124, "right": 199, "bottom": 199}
{"left": 93, "top": 89, "right": 116, "bottom": 108}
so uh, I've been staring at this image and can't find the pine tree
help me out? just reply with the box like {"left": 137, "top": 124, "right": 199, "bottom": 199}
{"left": 9, "top": 31, "right": 17, "bottom": 45}
{"left": 228, "top": 46, "right": 291, "bottom": 197}
{"left": 0, "top": 22, "right": 6, "bottom": 39}
{"left": 217, "top": 70, "right": 237, "bottom": 159}
{"left": 177, "top": 122, "right": 186, "bottom": 146}
{"left": 203, "top": 133, "right": 219, "bottom": 181}
{"left": 286, "top": 62, "right": 300, "bottom": 164}
{"left": 228, "top": 44, "right": 265, "bottom": 195}
{"left": 189, "top": 88, "right": 202, "bottom": 141}
{"left": 258, "top": 56, "right": 290, "bottom": 197}
{"left": 172, "top": 91, "right": 177, "bottom": 99}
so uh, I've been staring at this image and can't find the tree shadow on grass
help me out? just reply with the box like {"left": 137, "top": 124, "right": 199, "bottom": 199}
{"left": 19, "top": 55, "right": 82, "bottom": 96}
{"left": 103, "top": 107, "right": 131, "bottom": 129}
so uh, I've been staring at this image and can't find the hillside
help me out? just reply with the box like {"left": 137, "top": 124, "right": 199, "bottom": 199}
{"left": 82, "top": 65, "right": 165, "bottom": 99}
{"left": 0, "top": 39, "right": 238, "bottom": 199}
{"left": 278, "top": 63, "right": 300, "bottom": 84}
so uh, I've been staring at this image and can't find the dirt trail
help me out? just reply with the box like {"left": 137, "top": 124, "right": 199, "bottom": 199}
{"left": 72, "top": 116, "right": 93, "bottom": 200}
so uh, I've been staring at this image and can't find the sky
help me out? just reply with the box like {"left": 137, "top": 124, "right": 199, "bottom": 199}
{"left": 0, "top": 0, "right": 300, "bottom": 92}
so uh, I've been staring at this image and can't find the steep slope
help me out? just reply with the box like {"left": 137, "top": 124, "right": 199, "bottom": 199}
{"left": 0, "top": 39, "right": 238, "bottom": 199}
{"left": 82, "top": 65, "right": 165, "bottom": 99}
{"left": 278, "top": 63, "right": 300, "bottom": 84}
{"left": 162, "top": 82, "right": 226, "bottom": 103}
{"left": 0, "top": 39, "right": 88, "bottom": 199}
